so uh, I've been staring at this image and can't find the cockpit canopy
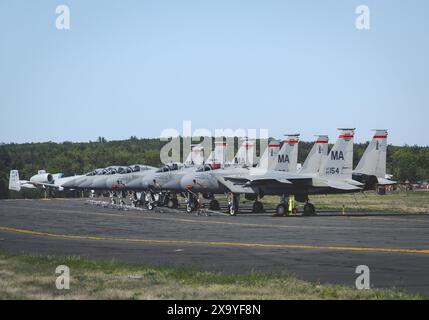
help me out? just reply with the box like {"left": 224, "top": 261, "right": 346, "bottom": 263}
{"left": 85, "top": 164, "right": 158, "bottom": 176}
{"left": 156, "top": 162, "right": 186, "bottom": 173}
{"left": 103, "top": 166, "right": 132, "bottom": 175}
{"left": 129, "top": 164, "right": 158, "bottom": 172}
{"left": 195, "top": 163, "right": 221, "bottom": 172}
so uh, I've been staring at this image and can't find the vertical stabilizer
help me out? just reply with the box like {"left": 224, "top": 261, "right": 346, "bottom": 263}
{"left": 206, "top": 140, "right": 227, "bottom": 166}
{"left": 319, "top": 129, "right": 355, "bottom": 180}
{"left": 184, "top": 145, "right": 204, "bottom": 166}
{"left": 257, "top": 139, "right": 281, "bottom": 170}
{"left": 355, "top": 130, "right": 388, "bottom": 178}
{"left": 300, "top": 135, "right": 329, "bottom": 174}
{"left": 272, "top": 134, "right": 300, "bottom": 172}
{"left": 191, "top": 145, "right": 205, "bottom": 166}
{"left": 232, "top": 138, "right": 256, "bottom": 167}
{"left": 9, "top": 170, "right": 21, "bottom": 191}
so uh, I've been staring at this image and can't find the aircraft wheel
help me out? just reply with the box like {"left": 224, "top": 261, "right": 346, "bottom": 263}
{"left": 227, "top": 194, "right": 239, "bottom": 216}
{"left": 252, "top": 201, "right": 264, "bottom": 213}
{"left": 209, "top": 199, "right": 220, "bottom": 211}
{"left": 147, "top": 202, "right": 154, "bottom": 210}
{"left": 186, "top": 203, "right": 194, "bottom": 213}
{"left": 303, "top": 203, "right": 316, "bottom": 216}
{"left": 275, "top": 204, "right": 287, "bottom": 216}
{"left": 228, "top": 205, "right": 237, "bottom": 216}
{"left": 167, "top": 198, "right": 178, "bottom": 209}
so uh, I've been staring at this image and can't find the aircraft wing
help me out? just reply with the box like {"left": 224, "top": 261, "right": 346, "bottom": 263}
{"left": 245, "top": 178, "right": 293, "bottom": 186}
{"left": 223, "top": 175, "right": 292, "bottom": 186}
{"left": 223, "top": 175, "right": 251, "bottom": 184}
{"left": 26, "top": 181, "right": 57, "bottom": 188}
{"left": 215, "top": 176, "right": 255, "bottom": 194}
{"left": 325, "top": 180, "right": 362, "bottom": 191}
{"left": 377, "top": 178, "right": 397, "bottom": 185}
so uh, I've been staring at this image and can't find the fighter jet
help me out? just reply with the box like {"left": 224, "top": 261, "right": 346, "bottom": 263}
{"left": 353, "top": 129, "right": 396, "bottom": 189}
{"left": 61, "top": 165, "right": 158, "bottom": 204}
{"left": 181, "top": 129, "right": 363, "bottom": 216}
{"left": 9, "top": 169, "right": 84, "bottom": 192}
{"left": 62, "top": 165, "right": 155, "bottom": 190}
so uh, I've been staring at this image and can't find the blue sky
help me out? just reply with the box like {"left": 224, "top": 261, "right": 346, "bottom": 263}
{"left": 0, "top": 0, "right": 428, "bottom": 145}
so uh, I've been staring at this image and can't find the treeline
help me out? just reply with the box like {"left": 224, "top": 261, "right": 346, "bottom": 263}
{"left": 0, "top": 137, "right": 428, "bottom": 199}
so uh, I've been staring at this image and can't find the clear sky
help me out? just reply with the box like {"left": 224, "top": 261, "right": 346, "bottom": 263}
{"left": 0, "top": 0, "right": 428, "bottom": 145}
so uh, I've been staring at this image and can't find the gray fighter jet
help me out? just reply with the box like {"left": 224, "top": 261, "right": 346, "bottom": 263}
{"left": 62, "top": 165, "right": 155, "bottom": 190}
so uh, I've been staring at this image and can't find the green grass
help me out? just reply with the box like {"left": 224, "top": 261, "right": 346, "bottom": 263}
{"left": 258, "top": 191, "right": 429, "bottom": 213}
{"left": 0, "top": 250, "right": 425, "bottom": 300}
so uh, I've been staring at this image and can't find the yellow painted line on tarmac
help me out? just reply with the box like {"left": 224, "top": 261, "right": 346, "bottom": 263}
{"left": 0, "top": 225, "right": 428, "bottom": 255}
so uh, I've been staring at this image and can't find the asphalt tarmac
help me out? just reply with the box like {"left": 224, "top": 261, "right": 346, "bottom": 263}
{"left": 0, "top": 199, "right": 428, "bottom": 296}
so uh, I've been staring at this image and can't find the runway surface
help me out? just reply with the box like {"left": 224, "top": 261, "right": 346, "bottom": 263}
{"left": 1, "top": 199, "right": 429, "bottom": 295}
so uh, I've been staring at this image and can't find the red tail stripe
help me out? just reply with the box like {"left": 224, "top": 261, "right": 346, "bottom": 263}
{"left": 373, "top": 135, "right": 387, "bottom": 139}
{"left": 316, "top": 141, "right": 329, "bottom": 144}
{"left": 339, "top": 135, "right": 354, "bottom": 139}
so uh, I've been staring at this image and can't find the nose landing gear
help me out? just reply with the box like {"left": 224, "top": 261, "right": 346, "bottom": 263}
{"left": 145, "top": 191, "right": 157, "bottom": 210}
{"left": 227, "top": 193, "right": 240, "bottom": 216}
{"left": 274, "top": 194, "right": 291, "bottom": 216}
{"left": 185, "top": 191, "right": 200, "bottom": 213}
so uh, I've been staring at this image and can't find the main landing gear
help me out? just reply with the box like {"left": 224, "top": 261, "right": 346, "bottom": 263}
{"left": 303, "top": 201, "right": 316, "bottom": 216}
{"left": 130, "top": 192, "right": 145, "bottom": 207}
{"left": 166, "top": 194, "right": 179, "bottom": 209}
{"left": 208, "top": 199, "right": 220, "bottom": 211}
{"left": 273, "top": 194, "right": 317, "bottom": 216}
{"left": 252, "top": 200, "right": 264, "bottom": 213}
{"left": 274, "top": 194, "right": 290, "bottom": 216}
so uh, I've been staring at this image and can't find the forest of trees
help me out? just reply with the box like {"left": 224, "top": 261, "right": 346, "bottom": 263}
{"left": 0, "top": 137, "right": 428, "bottom": 199}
